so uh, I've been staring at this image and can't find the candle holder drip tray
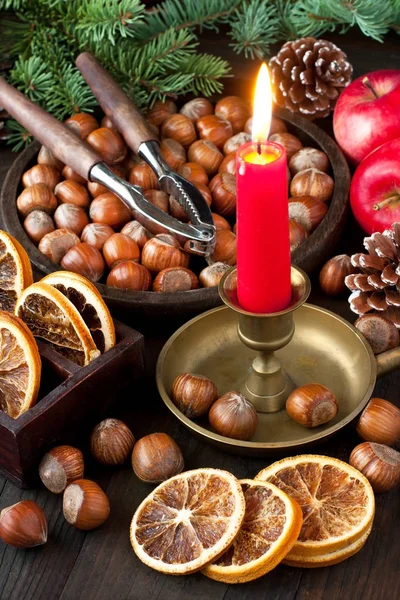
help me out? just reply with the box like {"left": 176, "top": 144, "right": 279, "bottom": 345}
{"left": 156, "top": 276, "right": 400, "bottom": 455}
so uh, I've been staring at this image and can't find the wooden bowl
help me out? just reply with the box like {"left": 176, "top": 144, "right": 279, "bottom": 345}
{"left": 0, "top": 108, "right": 350, "bottom": 317}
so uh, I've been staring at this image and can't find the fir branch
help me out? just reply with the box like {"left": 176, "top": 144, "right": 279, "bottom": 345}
{"left": 229, "top": 0, "right": 280, "bottom": 59}
{"left": 179, "top": 53, "right": 232, "bottom": 96}
{"left": 73, "top": 0, "right": 145, "bottom": 45}
{"left": 6, "top": 119, "right": 33, "bottom": 151}
{"left": 9, "top": 55, "right": 54, "bottom": 102}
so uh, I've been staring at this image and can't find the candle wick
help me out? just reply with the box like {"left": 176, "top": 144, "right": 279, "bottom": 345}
{"left": 257, "top": 142, "right": 261, "bottom": 154}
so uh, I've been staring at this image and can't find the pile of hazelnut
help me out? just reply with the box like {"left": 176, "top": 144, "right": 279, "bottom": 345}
{"left": 17, "top": 96, "right": 334, "bottom": 293}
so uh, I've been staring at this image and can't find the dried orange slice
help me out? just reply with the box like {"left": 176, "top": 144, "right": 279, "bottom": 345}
{"left": 283, "top": 525, "right": 372, "bottom": 568}
{"left": 0, "top": 311, "right": 41, "bottom": 418}
{"left": 42, "top": 271, "right": 115, "bottom": 353}
{"left": 0, "top": 230, "right": 33, "bottom": 312}
{"left": 203, "top": 479, "right": 302, "bottom": 583}
{"left": 15, "top": 282, "right": 100, "bottom": 366}
{"left": 256, "top": 455, "right": 375, "bottom": 558}
{"left": 130, "top": 468, "right": 246, "bottom": 575}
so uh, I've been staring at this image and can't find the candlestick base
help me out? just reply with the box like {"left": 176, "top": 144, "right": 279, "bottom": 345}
{"left": 219, "top": 266, "right": 311, "bottom": 413}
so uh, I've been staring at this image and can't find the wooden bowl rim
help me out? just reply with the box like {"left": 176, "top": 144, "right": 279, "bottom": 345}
{"left": 0, "top": 108, "right": 350, "bottom": 310}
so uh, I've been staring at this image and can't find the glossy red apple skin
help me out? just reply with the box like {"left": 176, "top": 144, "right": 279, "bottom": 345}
{"left": 350, "top": 137, "right": 400, "bottom": 234}
{"left": 333, "top": 70, "right": 400, "bottom": 165}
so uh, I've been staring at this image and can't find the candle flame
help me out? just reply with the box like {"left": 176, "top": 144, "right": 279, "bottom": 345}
{"left": 252, "top": 63, "right": 272, "bottom": 144}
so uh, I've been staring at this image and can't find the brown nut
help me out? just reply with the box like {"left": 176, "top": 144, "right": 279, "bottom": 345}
{"left": 211, "top": 229, "right": 237, "bottom": 265}
{"left": 107, "top": 261, "right": 152, "bottom": 290}
{"left": 171, "top": 373, "right": 218, "bottom": 418}
{"left": 141, "top": 236, "right": 190, "bottom": 273}
{"left": 54, "top": 204, "right": 89, "bottom": 236}
{"left": 169, "top": 195, "right": 188, "bottom": 222}
{"left": 223, "top": 132, "right": 251, "bottom": 156}
{"left": 288, "top": 196, "right": 328, "bottom": 233}
{"left": 286, "top": 383, "right": 338, "bottom": 428}
{"left": 187, "top": 140, "right": 224, "bottom": 176}
{"left": 290, "top": 168, "right": 334, "bottom": 203}
{"left": 87, "top": 165, "right": 125, "bottom": 198}
{"left": 103, "top": 233, "right": 140, "bottom": 268}
{"left": 357, "top": 397, "right": 400, "bottom": 446}
{"left": 218, "top": 151, "right": 236, "bottom": 175}
{"left": 147, "top": 99, "right": 177, "bottom": 126}
{"left": 62, "top": 165, "right": 87, "bottom": 186}
{"left": 81, "top": 223, "right": 114, "bottom": 251}
{"left": 289, "top": 219, "right": 308, "bottom": 250}
{"left": 144, "top": 189, "right": 169, "bottom": 213}
{"left": 22, "top": 164, "right": 61, "bottom": 189}
{"left": 195, "top": 183, "right": 212, "bottom": 207}
{"left": 131, "top": 433, "right": 184, "bottom": 483}
{"left": 129, "top": 161, "right": 159, "bottom": 190}
{"left": 349, "top": 442, "right": 400, "bottom": 493}
{"left": 199, "top": 262, "right": 230, "bottom": 287}
{"left": 63, "top": 479, "right": 110, "bottom": 530}
{"left": 319, "top": 254, "right": 357, "bottom": 296}
{"left": 61, "top": 242, "right": 105, "bottom": 282}
{"left": 197, "top": 115, "right": 233, "bottom": 150}
{"left": 24, "top": 210, "right": 55, "bottom": 244}
{"left": 161, "top": 114, "right": 197, "bottom": 148}
{"left": 215, "top": 96, "right": 251, "bottom": 134}
{"left": 209, "top": 172, "right": 236, "bottom": 217}
{"left": 65, "top": 113, "right": 99, "bottom": 138}
{"left": 121, "top": 221, "right": 152, "bottom": 249}
{"left": 209, "top": 391, "right": 258, "bottom": 440}
{"left": 39, "top": 445, "right": 84, "bottom": 493}
{"left": 39, "top": 229, "right": 80, "bottom": 264}
{"left": 90, "top": 418, "right": 135, "bottom": 466}
{"left": 160, "top": 138, "right": 186, "bottom": 170}
{"left": 86, "top": 127, "right": 127, "bottom": 164}
{"left": 178, "top": 162, "right": 209, "bottom": 186}
{"left": 354, "top": 314, "right": 400, "bottom": 355}
{"left": 89, "top": 192, "right": 132, "bottom": 229}
{"left": 17, "top": 183, "right": 57, "bottom": 216}
{"left": 180, "top": 97, "right": 213, "bottom": 122}
{"left": 289, "top": 147, "right": 330, "bottom": 175}
{"left": 0, "top": 500, "right": 48, "bottom": 548}
{"left": 54, "top": 180, "right": 90, "bottom": 209}
{"left": 269, "top": 133, "right": 303, "bottom": 160}
{"left": 245, "top": 115, "right": 287, "bottom": 136}
{"left": 37, "top": 145, "right": 64, "bottom": 170}
{"left": 212, "top": 213, "right": 231, "bottom": 231}
{"left": 152, "top": 267, "right": 199, "bottom": 292}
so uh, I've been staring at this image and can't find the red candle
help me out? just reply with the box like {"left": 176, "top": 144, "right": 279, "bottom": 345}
{"left": 236, "top": 64, "right": 291, "bottom": 313}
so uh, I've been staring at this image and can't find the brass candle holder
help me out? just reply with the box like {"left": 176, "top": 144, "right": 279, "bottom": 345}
{"left": 218, "top": 266, "right": 311, "bottom": 413}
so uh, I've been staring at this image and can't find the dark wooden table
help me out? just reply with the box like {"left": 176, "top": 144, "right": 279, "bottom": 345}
{"left": 0, "top": 30, "right": 399, "bottom": 600}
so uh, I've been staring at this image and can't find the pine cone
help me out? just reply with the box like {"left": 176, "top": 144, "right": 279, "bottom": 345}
{"left": 346, "top": 223, "right": 400, "bottom": 327}
{"left": 269, "top": 37, "right": 353, "bottom": 120}
{"left": 0, "top": 107, "right": 11, "bottom": 142}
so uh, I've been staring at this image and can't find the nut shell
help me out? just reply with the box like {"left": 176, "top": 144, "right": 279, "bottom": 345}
{"left": 187, "top": 140, "right": 223, "bottom": 176}
{"left": 86, "top": 127, "right": 127, "bottom": 164}
{"left": 286, "top": 383, "right": 338, "bottom": 428}
{"left": 131, "top": 433, "right": 184, "bottom": 483}
{"left": 211, "top": 229, "right": 237, "bottom": 265}
{"left": 357, "top": 397, "right": 400, "bottom": 445}
{"left": 161, "top": 114, "right": 196, "bottom": 148}
{"left": 209, "top": 391, "right": 258, "bottom": 440}
{"left": 215, "top": 96, "right": 251, "bottom": 134}
{"left": 89, "top": 192, "right": 132, "bottom": 229}
{"left": 319, "top": 254, "right": 357, "bottom": 296}
{"left": 290, "top": 168, "right": 334, "bottom": 203}
{"left": 65, "top": 113, "right": 98, "bottom": 139}
{"left": 24, "top": 210, "right": 55, "bottom": 244}
{"left": 354, "top": 314, "right": 400, "bottom": 355}
{"left": 61, "top": 242, "right": 105, "bottom": 282}
{"left": 17, "top": 183, "right": 57, "bottom": 216}
{"left": 54, "top": 204, "right": 89, "bottom": 236}
{"left": 269, "top": 133, "right": 302, "bottom": 160}
{"left": 54, "top": 180, "right": 90, "bottom": 209}
{"left": 121, "top": 221, "right": 151, "bottom": 249}
{"left": 349, "top": 442, "right": 400, "bottom": 493}
{"left": 180, "top": 98, "right": 213, "bottom": 122}
{"left": 178, "top": 162, "right": 209, "bottom": 186}
{"left": 39, "top": 229, "right": 80, "bottom": 264}
{"left": 103, "top": 233, "right": 140, "bottom": 268}
{"left": 141, "top": 237, "right": 189, "bottom": 273}
{"left": 160, "top": 138, "right": 186, "bottom": 170}
{"left": 288, "top": 196, "right": 328, "bottom": 233}
{"left": 171, "top": 373, "right": 219, "bottom": 418}
{"left": 90, "top": 418, "right": 135, "bottom": 465}
{"left": 289, "top": 147, "right": 329, "bottom": 175}
{"left": 147, "top": 99, "right": 177, "bottom": 126}
{"left": 39, "top": 445, "right": 84, "bottom": 493}
{"left": 210, "top": 172, "right": 236, "bottom": 217}
{"left": 199, "top": 262, "right": 230, "bottom": 287}
{"left": 63, "top": 479, "right": 110, "bottom": 530}
{"left": 129, "top": 161, "right": 159, "bottom": 190}
{"left": 22, "top": 164, "right": 61, "bottom": 189}
{"left": 152, "top": 267, "right": 199, "bottom": 292}
{"left": 196, "top": 115, "right": 233, "bottom": 149}
{"left": 81, "top": 223, "right": 114, "bottom": 251}
{"left": 106, "top": 261, "right": 152, "bottom": 291}
{"left": 0, "top": 500, "right": 48, "bottom": 548}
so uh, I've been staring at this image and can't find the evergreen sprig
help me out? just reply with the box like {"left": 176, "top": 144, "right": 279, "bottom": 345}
{"left": 0, "top": 0, "right": 399, "bottom": 150}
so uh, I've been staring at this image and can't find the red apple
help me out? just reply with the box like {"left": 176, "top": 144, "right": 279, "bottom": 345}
{"left": 333, "top": 70, "right": 400, "bottom": 164}
{"left": 350, "top": 137, "right": 400, "bottom": 234}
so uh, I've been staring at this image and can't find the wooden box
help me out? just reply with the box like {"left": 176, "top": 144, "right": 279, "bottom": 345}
{"left": 0, "top": 319, "right": 144, "bottom": 487}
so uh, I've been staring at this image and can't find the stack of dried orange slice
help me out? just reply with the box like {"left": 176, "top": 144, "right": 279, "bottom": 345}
{"left": 0, "top": 231, "right": 33, "bottom": 312}
{"left": 15, "top": 272, "right": 115, "bottom": 366}
{"left": 256, "top": 455, "right": 375, "bottom": 568}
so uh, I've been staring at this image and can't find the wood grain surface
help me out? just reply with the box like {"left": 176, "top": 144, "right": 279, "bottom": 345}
{"left": 0, "top": 29, "right": 399, "bottom": 600}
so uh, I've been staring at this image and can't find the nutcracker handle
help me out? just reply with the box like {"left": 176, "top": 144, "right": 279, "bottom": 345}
{"left": 0, "top": 76, "right": 103, "bottom": 180}
{"left": 76, "top": 52, "right": 156, "bottom": 154}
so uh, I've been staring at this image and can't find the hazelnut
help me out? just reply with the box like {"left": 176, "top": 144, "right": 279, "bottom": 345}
{"left": 141, "top": 236, "right": 189, "bottom": 273}
{"left": 160, "top": 138, "right": 186, "bottom": 170}
{"left": 54, "top": 180, "right": 90, "bottom": 208}
{"left": 65, "top": 113, "right": 98, "bottom": 138}
{"left": 288, "top": 196, "right": 328, "bottom": 233}
{"left": 319, "top": 255, "right": 357, "bottom": 296}
{"left": 290, "top": 169, "right": 334, "bottom": 203}
{"left": 121, "top": 221, "right": 152, "bottom": 249}
{"left": 89, "top": 192, "right": 132, "bottom": 229}
{"left": 152, "top": 267, "right": 199, "bottom": 292}
{"left": 178, "top": 162, "right": 209, "bottom": 186}
{"left": 355, "top": 314, "right": 399, "bottom": 355}
{"left": 102, "top": 233, "right": 140, "bottom": 268}
{"left": 17, "top": 183, "right": 57, "bottom": 216}
{"left": 90, "top": 418, "right": 135, "bottom": 465}
{"left": 187, "top": 140, "right": 223, "bottom": 176}
{"left": 24, "top": 210, "right": 55, "bottom": 244}
{"left": 199, "top": 262, "right": 230, "bottom": 287}
{"left": 61, "top": 243, "right": 105, "bottom": 282}
{"left": 107, "top": 261, "right": 152, "bottom": 291}
{"left": 357, "top": 398, "right": 400, "bottom": 446}
{"left": 209, "top": 391, "right": 258, "bottom": 441}
{"left": 218, "top": 151, "right": 236, "bottom": 175}
{"left": 286, "top": 384, "right": 338, "bottom": 428}
{"left": 147, "top": 99, "right": 177, "bottom": 126}
{"left": 131, "top": 433, "right": 184, "bottom": 483}
{"left": 39, "top": 445, "right": 84, "bottom": 493}
{"left": 86, "top": 127, "right": 127, "bottom": 164}
{"left": 54, "top": 204, "right": 89, "bottom": 236}
{"left": 39, "top": 229, "right": 80, "bottom": 264}
{"left": 171, "top": 373, "right": 219, "bottom": 418}
{"left": 289, "top": 147, "right": 329, "bottom": 175}
{"left": 215, "top": 96, "right": 251, "bottom": 134}
{"left": 269, "top": 133, "right": 302, "bottom": 160}
{"left": 212, "top": 213, "right": 231, "bottom": 231}
{"left": 196, "top": 115, "right": 233, "bottom": 150}
{"left": 161, "top": 114, "right": 197, "bottom": 148}
{"left": 349, "top": 442, "right": 400, "bottom": 493}
{"left": 209, "top": 172, "right": 236, "bottom": 217}
{"left": 180, "top": 97, "right": 213, "bottom": 122}
{"left": 289, "top": 219, "right": 308, "bottom": 250}
{"left": 129, "top": 161, "right": 159, "bottom": 190}
{"left": 22, "top": 164, "right": 61, "bottom": 189}
{"left": 63, "top": 479, "right": 110, "bottom": 530}
{"left": 37, "top": 145, "right": 64, "bottom": 170}
{"left": 81, "top": 223, "right": 114, "bottom": 251}
{"left": 211, "top": 229, "right": 237, "bottom": 265}
{"left": 223, "top": 132, "right": 251, "bottom": 155}
{"left": 0, "top": 500, "right": 47, "bottom": 548}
